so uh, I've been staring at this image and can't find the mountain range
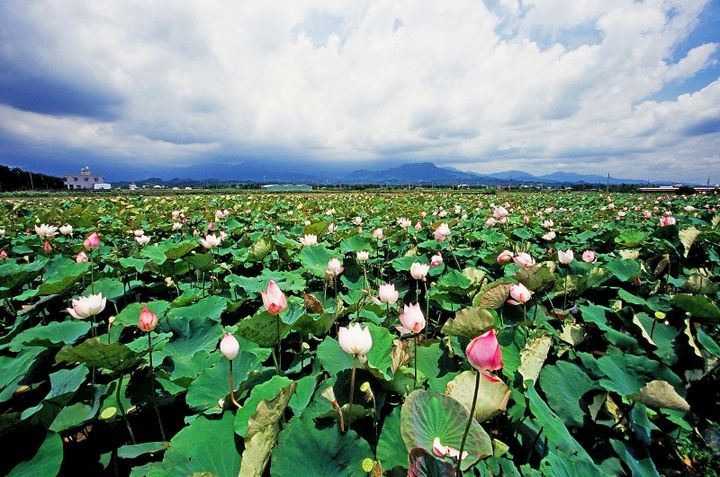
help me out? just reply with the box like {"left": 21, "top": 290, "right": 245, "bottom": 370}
{"left": 114, "top": 162, "right": 658, "bottom": 187}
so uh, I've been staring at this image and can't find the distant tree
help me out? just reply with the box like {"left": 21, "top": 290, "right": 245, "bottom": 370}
{"left": 0, "top": 165, "right": 64, "bottom": 192}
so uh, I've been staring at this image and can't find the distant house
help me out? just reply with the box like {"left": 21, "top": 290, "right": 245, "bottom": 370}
{"left": 64, "top": 167, "right": 104, "bottom": 190}
{"left": 260, "top": 184, "right": 312, "bottom": 191}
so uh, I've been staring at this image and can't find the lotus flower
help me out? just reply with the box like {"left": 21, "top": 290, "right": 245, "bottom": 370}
{"left": 558, "top": 249, "right": 574, "bottom": 264}
{"left": 133, "top": 229, "right": 144, "bottom": 237}
{"left": 497, "top": 250, "right": 513, "bottom": 263}
{"left": 35, "top": 224, "right": 58, "bottom": 239}
{"left": 434, "top": 223, "right": 451, "bottom": 241}
{"left": 485, "top": 218, "right": 497, "bottom": 227}
{"left": 67, "top": 293, "right": 106, "bottom": 319}
{"left": 410, "top": 262, "right": 430, "bottom": 281}
{"left": 172, "top": 222, "right": 182, "bottom": 230}
{"left": 84, "top": 232, "right": 100, "bottom": 250}
{"left": 582, "top": 250, "right": 596, "bottom": 263}
{"left": 507, "top": 283, "right": 533, "bottom": 305}
{"left": 542, "top": 231, "right": 556, "bottom": 241}
{"left": 220, "top": 333, "right": 240, "bottom": 360}
{"left": 300, "top": 234, "right": 318, "bottom": 246}
{"left": 338, "top": 323, "right": 373, "bottom": 362}
{"left": 398, "top": 303, "right": 426, "bottom": 334}
{"left": 372, "top": 228, "right": 384, "bottom": 239}
{"left": 43, "top": 240, "right": 52, "bottom": 253}
{"left": 430, "top": 252, "right": 443, "bottom": 267}
{"left": 261, "top": 280, "right": 287, "bottom": 315}
{"left": 326, "top": 258, "right": 344, "bottom": 277}
{"left": 660, "top": 215, "right": 676, "bottom": 227}
{"left": 75, "top": 251, "right": 88, "bottom": 263}
{"left": 136, "top": 235, "right": 151, "bottom": 246}
{"left": 0, "top": 228, "right": 5, "bottom": 237}
{"left": 0, "top": 250, "right": 7, "bottom": 259}
{"left": 59, "top": 225, "right": 73, "bottom": 235}
{"left": 200, "top": 233, "right": 222, "bottom": 249}
{"left": 493, "top": 206, "right": 508, "bottom": 220}
{"left": 513, "top": 252, "right": 535, "bottom": 268}
{"left": 138, "top": 305, "right": 158, "bottom": 332}
{"left": 378, "top": 283, "right": 399, "bottom": 304}
{"left": 465, "top": 329, "right": 503, "bottom": 382}
{"left": 356, "top": 250, "right": 369, "bottom": 261}
{"left": 397, "top": 218, "right": 411, "bottom": 229}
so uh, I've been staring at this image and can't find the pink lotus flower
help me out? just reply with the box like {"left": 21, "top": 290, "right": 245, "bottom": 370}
{"left": 558, "top": 249, "right": 574, "bottom": 264}
{"left": 84, "top": 232, "right": 100, "bottom": 250}
{"left": 513, "top": 252, "right": 535, "bottom": 268}
{"left": 0, "top": 250, "right": 7, "bottom": 260}
{"left": 430, "top": 253, "right": 443, "bottom": 267}
{"left": 485, "top": 218, "right": 496, "bottom": 227}
{"left": 261, "top": 280, "right": 287, "bottom": 315}
{"left": 497, "top": 250, "right": 513, "bottom": 263}
{"left": 507, "top": 283, "right": 533, "bottom": 305}
{"left": 338, "top": 323, "right": 373, "bottom": 362}
{"left": 378, "top": 283, "right": 399, "bottom": 304}
{"left": 643, "top": 210, "right": 652, "bottom": 219}
{"left": 493, "top": 206, "right": 508, "bottom": 219}
{"left": 372, "top": 228, "right": 384, "bottom": 239}
{"left": 138, "top": 305, "right": 158, "bottom": 332}
{"left": 465, "top": 329, "right": 503, "bottom": 382}
{"left": 398, "top": 303, "right": 426, "bottom": 334}
{"left": 542, "top": 231, "right": 556, "bottom": 241}
{"left": 414, "top": 221, "right": 422, "bottom": 231}
{"left": 410, "top": 262, "right": 430, "bottom": 281}
{"left": 220, "top": 333, "right": 240, "bottom": 360}
{"left": 660, "top": 215, "right": 676, "bottom": 227}
{"left": 67, "top": 293, "right": 106, "bottom": 319}
{"left": 75, "top": 251, "right": 89, "bottom": 263}
{"left": 326, "top": 258, "right": 344, "bottom": 277}
{"left": 582, "top": 250, "right": 596, "bottom": 263}
{"left": 43, "top": 240, "right": 52, "bottom": 253}
{"left": 434, "top": 223, "right": 450, "bottom": 242}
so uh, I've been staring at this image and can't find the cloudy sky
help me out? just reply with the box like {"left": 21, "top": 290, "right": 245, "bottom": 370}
{"left": 1, "top": 0, "right": 719, "bottom": 182}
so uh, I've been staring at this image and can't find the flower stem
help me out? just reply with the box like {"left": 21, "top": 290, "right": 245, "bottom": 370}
{"left": 414, "top": 334, "right": 419, "bottom": 389}
{"left": 148, "top": 332, "right": 167, "bottom": 441}
{"left": 228, "top": 360, "right": 241, "bottom": 409}
{"left": 348, "top": 357, "right": 357, "bottom": 431}
{"left": 562, "top": 267, "right": 569, "bottom": 310}
{"left": 116, "top": 373, "right": 136, "bottom": 444}
{"left": 456, "top": 370, "right": 480, "bottom": 476}
{"left": 275, "top": 315, "right": 282, "bottom": 375}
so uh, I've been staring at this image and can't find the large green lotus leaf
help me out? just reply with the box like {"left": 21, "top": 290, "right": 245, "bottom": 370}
{"left": 161, "top": 315, "right": 223, "bottom": 358}
{"left": 118, "top": 257, "right": 149, "bottom": 273}
{"left": 239, "top": 380, "right": 297, "bottom": 477}
{"left": 226, "top": 269, "right": 306, "bottom": 295}
{"left": 155, "top": 413, "right": 241, "bottom": 477}
{"left": 302, "top": 221, "right": 329, "bottom": 236}
{"left": 614, "top": 230, "right": 647, "bottom": 247}
{"left": 316, "top": 336, "right": 355, "bottom": 376}
{"left": 596, "top": 352, "right": 659, "bottom": 395}
{"left": 526, "top": 386, "right": 594, "bottom": 463}
{"left": 696, "top": 327, "right": 720, "bottom": 356}
{"left": 298, "top": 245, "right": 336, "bottom": 277}
{"left": 49, "top": 384, "right": 105, "bottom": 432}
{"left": 236, "top": 311, "right": 291, "bottom": 347}
{"left": 186, "top": 351, "right": 262, "bottom": 413}
{"left": 113, "top": 301, "right": 170, "bottom": 329}
{"left": 82, "top": 277, "right": 127, "bottom": 301}
{"left": 117, "top": 441, "right": 167, "bottom": 459}
{"left": 441, "top": 307, "right": 495, "bottom": 339}
{"left": 605, "top": 259, "right": 641, "bottom": 282}
{"left": 56, "top": 338, "right": 142, "bottom": 372}
{"left": 167, "top": 295, "right": 227, "bottom": 323}
{"left": 36, "top": 260, "right": 90, "bottom": 296}
{"left": 0, "top": 347, "right": 44, "bottom": 403}
{"left": 672, "top": 294, "right": 720, "bottom": 319}
{"left": 183, "top": 252, "right": 213, "bottom": 271}
{"left": 339, "top": 235, "right": 374, "bottom": 254}
{"left": 435, "top": 269, "right": 472, "bottom": 294}
{"left": 140, "top": 245, "right": 167, "bottom": 265}
{"left": 235, "top": 375, "right": 294, "bottom": 437}
{"left": 270, "top": 415, "right": 373, "bottom": 477}
{"left": 0, "top": 259, "right": 45, "bottom": 294}
{"left": 445, "top": 371, "right": 511, "bottom": 423}
{"left": 7, "top": 432, "right": 63, "bottom": 477}
{"left": 401, "top": 390, "right": 492, "bottom": 471}
{"left": 408, "top": 448, "right": 456, "bottom": 477}
{"left": 609, "top": 439, "right": 660, "bottom": 477}
{"left": 288, "top": 373, "right": 319, "bottom": 414}
{"left": 46, "top": 365, "right": 89, "bottom": 401}
{"left": 5, "top": 320, "right": 90, "bottom": 352}
{"left": 377, "top": 406, "right": 408, "bottom": 471}
{"left": 539, "top": 362, "right": 595, "bottom": 427}
{"left": 540, "top": 451, "right": 612, "bottom": 477}
{"left": 161, "top": 240, "right": 198, "bottom": 259}
{"left": 365, "top": 323, "right": 394, "bottom": 381}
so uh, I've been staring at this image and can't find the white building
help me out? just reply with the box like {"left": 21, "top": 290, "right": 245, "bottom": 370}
{"left": 64, "top": 167, "right": 104, "bottom": 190}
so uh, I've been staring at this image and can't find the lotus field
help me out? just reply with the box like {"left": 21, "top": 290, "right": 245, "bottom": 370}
{"left": 1, "top": 190, "right": 720, "bottom": 476}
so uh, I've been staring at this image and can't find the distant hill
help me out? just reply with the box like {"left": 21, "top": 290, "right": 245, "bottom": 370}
{"left": 0, "top": 165, "right": 64, "bottom": 191}
{"left": 345, "top": 162, "right": 500, "bottom": 185}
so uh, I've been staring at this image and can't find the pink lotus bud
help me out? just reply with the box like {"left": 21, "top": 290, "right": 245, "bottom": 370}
{"left": 378, "top": 283, "right": 399, "bottom": 304}
{"left": 513, "top": 252, "right": 535, "bottom": 268}
{"left": 0, "top": 250, "right": 7, "bottom": 259}
{"left": 558, "top": 249, "right": 574, "bottom": 264}
{"left": 414, "top": 221, "right": 422, "bottom": 231}
{"left": 76, "top": 251, "right": 89, "bottom": 263}
{"left": 465, "top": 329, "right": 503, "bottom": 381}
{"left": 372, "top": 228, "right": 384, "bottom": 239}
{"left": 398, "top": 303, "right": 426, "bottom": 334}
{"left": 507, "top": 283, "right": 533, "bottom": 305}
{"left": 326, "top": 258, "right": 344, "bottom": 277}
{"left": 430, "top": 253, "right": 443, "bottom": 267}
{"left": 220, "top": 333, "right": 240, "bottom": 360}
{"left": 84, "top": 232, "right": 100, "bottom": 250}
{"left": 261, "top": 280, "right": 287, "bottom": 315}
{"left": 582, "top": 250, "right": 596, "bottom": 263}
{"left": 43, "top": 240, "right": 52, "bottom": 253}
{"left": 485, "top": 218, "right": 496, "bottom": 227}
{"left": 497, "top": 250, "right": 513, "bottom": 263}
{"left": 138, "top": 305, "right": 158, "bottom": 332}
{"left": 410, "top": 262, "right": 430, "bottom": 281}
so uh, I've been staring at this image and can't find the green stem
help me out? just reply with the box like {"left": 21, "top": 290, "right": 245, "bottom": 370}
{"left": 276, "top": 315, "right": 282, "bottom": 375}
{"left": 148, "top": 332, "right": 167, "bottom": 441}
{"left": 456, "top": 371, "right": 480, "bottom": 476}
{"left": 562, "top": 268, "right": 569, "bottom": 310}
{"left": 348, "top": 358, "right": 357, "bottom": 431}
{"left": 116, "top": 373, "right": 136, "bottom": 444}
{"left": 414, "top": 334, "right": 419, "bottom": 389}
{"left": 229, "top": 359, "right": 240, "bottom": 408}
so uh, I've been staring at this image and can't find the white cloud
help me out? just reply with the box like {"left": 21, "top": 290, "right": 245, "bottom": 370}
{"left": 0, "top": 0, "right": 718, "bottom": 181}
